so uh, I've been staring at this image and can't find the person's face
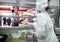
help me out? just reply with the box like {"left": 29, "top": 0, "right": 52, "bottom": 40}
{"left": 13, "top": 7, "right": 19, "bottom": 13}
{"left": 47, "top": 8, "right": 51, "bottom": 13}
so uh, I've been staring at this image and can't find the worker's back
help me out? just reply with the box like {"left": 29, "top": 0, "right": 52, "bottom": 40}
{"left": 34, "top": 12, "right": 58, "bottom": 42}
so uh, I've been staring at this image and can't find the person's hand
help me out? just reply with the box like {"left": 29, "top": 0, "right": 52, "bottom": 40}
{"left": 21, "top": 21, "right": 27, "bottom": 25}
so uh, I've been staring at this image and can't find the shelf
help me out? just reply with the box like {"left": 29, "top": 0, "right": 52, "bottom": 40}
{"left": 10, "top": 39, "right": 26, "bottom": 42}
{"left": 0, "top": 15, "right": 36, "bottom": 18}
{"left": 25, "top": 2, "right": 36, "bottom": 5}
{"left": 0, "top": 26, "right": 34, "bottom": 30}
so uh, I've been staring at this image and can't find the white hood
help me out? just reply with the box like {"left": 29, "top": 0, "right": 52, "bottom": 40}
{"left": 36, "top": 0, "right": 48, "bottom": 12}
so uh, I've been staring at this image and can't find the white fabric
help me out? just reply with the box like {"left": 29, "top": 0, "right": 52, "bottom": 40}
{"left": 11, "top": 13, "right": 19, "bottom": 23}
{"left": 36, "top": 0, "right": 48, "bottom": 12}
{"left": 34, "top": 12, "right": 58, "bottom": 42}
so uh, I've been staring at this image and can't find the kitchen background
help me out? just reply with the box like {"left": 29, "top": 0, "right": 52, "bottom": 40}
{"left": 0, "top": 0, "right": 60, "bottom": 42}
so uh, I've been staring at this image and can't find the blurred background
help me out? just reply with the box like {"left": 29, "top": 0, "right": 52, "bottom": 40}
{"left": 0, "top": 0, "right": 59, "bottom": 42}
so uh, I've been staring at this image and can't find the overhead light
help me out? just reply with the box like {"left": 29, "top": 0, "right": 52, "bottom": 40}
{"left": 0, "top": 5, "right": 12, "bottom": 8}
{"left": 0, "top": 5, "right": 13, "bottom": 10}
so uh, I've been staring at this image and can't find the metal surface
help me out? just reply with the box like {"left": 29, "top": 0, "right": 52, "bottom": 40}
{"left": 0, "top": 15, "right": 36, "bottom": 18}
{"left": 55, "top": 28, "right": 60, "bottom": 41}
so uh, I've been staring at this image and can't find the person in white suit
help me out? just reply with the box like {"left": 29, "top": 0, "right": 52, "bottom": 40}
{"left": 26, "top": 7, "right": 58, "bottom": 42}
{"left": 34, "top": 12, "right": 58, "bottom": 42}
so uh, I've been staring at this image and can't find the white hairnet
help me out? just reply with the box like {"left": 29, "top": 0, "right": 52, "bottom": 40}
{"left": 36, "top": 0, "right": 48, "bottom": 12}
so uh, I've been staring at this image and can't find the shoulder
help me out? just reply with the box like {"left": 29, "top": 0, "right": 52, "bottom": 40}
{"left": 37, "top": 12, "right": 49, "bottom": 18}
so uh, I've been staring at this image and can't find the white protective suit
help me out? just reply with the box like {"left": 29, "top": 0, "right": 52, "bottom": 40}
{"left": 34, "top": 12, "right": 58, "bottom": 42}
